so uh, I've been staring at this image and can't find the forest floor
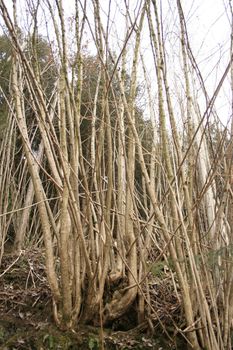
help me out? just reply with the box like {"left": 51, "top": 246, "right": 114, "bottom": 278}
{"left": 0, "top": 249, "right": 185, "bottom": 350}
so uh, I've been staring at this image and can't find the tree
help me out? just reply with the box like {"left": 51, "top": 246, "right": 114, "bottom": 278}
{"left": 0, "top": 1, "right": 233, "bottom": 349}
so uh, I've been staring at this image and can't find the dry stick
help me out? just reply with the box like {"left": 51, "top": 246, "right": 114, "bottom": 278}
{"left": 0, "top": 251, "right": 22, "bottom": 278}
{"left": 0, "top": 196, "right": 61, "bottom": 218}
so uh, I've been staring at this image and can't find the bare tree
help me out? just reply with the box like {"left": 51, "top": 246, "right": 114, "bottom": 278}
{"left": 0, "top": 1, "right": 233, "bottom": 349}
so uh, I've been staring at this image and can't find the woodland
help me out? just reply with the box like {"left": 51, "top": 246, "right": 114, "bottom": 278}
{"left": 0, "top": 0, "right": 233, "bottom": 349}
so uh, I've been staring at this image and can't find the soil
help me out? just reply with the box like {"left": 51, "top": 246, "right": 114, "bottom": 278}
{"left": 0, "top": 249, "right": 186, "bottom": 350}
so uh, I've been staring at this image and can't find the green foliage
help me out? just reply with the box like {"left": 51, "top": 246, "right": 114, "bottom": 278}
{"left": 43, "top": 334, "right": 55, "bottom": 349}
{"left": 149, "top": 261, "right": 166, "bottom": 277}
{"left": 88, "top": 336, "right": 99, "bottom": 350}
{"left": 0, "top": 34, "right": 12, "bottom": 139}
{"left": 0, "top": 33, "right": 57, "bottom": 143}
{"left": 25, "top": 34, "right": 58, "bottom": 95}
{"left": 0, "top": 325, "right": 5, "bottom": 342}
{"left": 0, "top": 34, "right": 12, "bottom": 92}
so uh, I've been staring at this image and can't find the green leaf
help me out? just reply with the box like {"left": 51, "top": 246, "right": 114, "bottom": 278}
{"left": 88, "top": 337, "right": 97, "bottom": 350}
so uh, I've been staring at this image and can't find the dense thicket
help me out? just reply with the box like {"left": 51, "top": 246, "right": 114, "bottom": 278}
{"left": 0, "top": 1, "right": 233, "bottom": 349}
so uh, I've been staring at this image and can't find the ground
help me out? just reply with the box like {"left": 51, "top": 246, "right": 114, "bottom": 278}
{"left": 0, "top": 249, "right": 185, "bottom": 349}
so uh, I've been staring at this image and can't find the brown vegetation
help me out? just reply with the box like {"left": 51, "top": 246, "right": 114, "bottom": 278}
{"left": 0, "top": 1, "right": 233, "bottom": 349}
